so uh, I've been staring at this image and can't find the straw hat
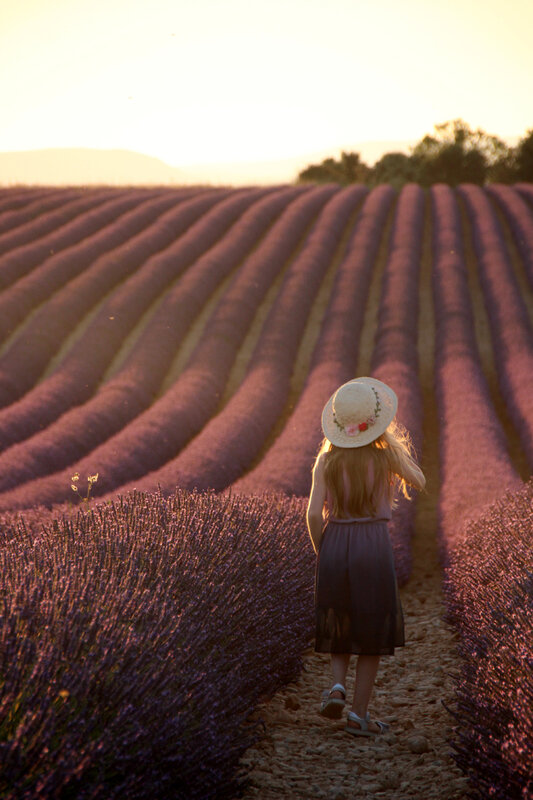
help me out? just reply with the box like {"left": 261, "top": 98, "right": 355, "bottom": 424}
{"left": 321, "top": 377, "right": 398, "bottom": 448}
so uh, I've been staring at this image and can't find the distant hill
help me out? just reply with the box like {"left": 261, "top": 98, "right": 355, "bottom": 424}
{"left": 4, "top": 137, "right": 517, "bottom": 186}
{"left": 0, "top": 148, "right": 186, "bottom": 186}
{"left": 0, "top": 142, "right": 423, "bottom": 187}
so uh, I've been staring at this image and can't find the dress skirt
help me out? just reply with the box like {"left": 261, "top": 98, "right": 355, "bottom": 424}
{"left": 314, "top": 518, "right": 405, "bottom": 655}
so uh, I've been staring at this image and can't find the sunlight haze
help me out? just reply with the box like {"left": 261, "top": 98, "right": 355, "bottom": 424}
{"left": 0, "top": 0, "right": 531, "bottom": 182}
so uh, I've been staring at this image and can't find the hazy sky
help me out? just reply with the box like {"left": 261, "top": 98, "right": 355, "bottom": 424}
{"left": 1, "top": 0, "right": 531, "bottom": 168}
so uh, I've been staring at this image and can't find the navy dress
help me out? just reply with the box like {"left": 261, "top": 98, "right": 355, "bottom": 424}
{"left": 314, "top": 482, "right": 405, "bottom": 655}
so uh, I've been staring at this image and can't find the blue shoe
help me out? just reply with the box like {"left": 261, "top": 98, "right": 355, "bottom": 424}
{"left": 319, "top": 683, "right": 346, "bottom": 718}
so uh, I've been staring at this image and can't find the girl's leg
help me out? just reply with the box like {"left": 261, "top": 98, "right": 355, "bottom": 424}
{"left": 348, "top": 654, "right": 381, "bottom": 731}
{"left": 330, "top": 653, "right": 351, "bottom": 696}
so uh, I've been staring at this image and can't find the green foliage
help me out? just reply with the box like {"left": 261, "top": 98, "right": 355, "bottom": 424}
{"left": 298, "top": 150, "right": 371, "bottom": 185}
{"left": 513, "top": 128, "right": 533, "bottom": 180}
{"left": 297, "top": 119, "right": 533, "bottom": 186}
{"left": 369, "top": 152, "right": 417, "bottom": 189}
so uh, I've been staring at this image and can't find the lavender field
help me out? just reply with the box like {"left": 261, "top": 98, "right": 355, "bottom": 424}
{"left": 0, "top": 182, "right": 532, "bottom": 799}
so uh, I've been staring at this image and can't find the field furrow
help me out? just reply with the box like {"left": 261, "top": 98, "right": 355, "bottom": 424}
{"left": 0, "top": 187, "right": 300, "bottom": 492}
{"left": 0, "top": 187, "right": 59, "bottom": 214}
{"left": 231, "top": 184, "right": 396, "bottom": 497}
{"left": 486, "top": 184, "right": 533, "bottom": 290}
{"left": 0, "top": 189, "right": 262, "bottom": 454}
{"left": 459, "top": 184, "right": 533, "bottom": 468}
{"left": 0, "top": 187, "right": 134, "bottom": 269}
{"left": 0, "top": 189, "right": 225, "bottom": 404}
{"left": 0, "top": 188, "right": 86, "bottom": 235}
{"left": 369, "top": 183, "right": 426, "bottom": 584}
{"left": 433, "top": 183, "right": 531, "bottom": 799}
{"left": 128, "top": 185, "right": 368, "bottom": 494}
{"left": 431, "top": 184, "right": 521, "bottom": 554}
{"left": 0, "top": 185, "right": 334, "bottom": 510}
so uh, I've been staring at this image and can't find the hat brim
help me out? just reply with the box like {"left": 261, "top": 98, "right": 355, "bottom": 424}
{"left": 321, "top": 377, "right": 398, "bottom": 448}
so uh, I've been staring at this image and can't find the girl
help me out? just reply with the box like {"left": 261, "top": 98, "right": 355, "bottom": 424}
{"left": 307, "top": 377, "right": 425, "bottom": 737}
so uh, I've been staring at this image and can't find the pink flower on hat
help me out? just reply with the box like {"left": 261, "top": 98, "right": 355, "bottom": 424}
{"left": 345, "top": 423, "right": 359, "bottom": 436}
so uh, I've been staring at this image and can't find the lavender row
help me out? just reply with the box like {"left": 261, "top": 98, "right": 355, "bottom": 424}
{"left": 369, "top": 183, "right": 426, "bottom": 584}
{"left": 0, "top": 186, "right": 333, "bottom": 511}
{"left": 0, "top": 187, "right": 135, "bottom": 278}
{"left": 0, "top": 187, "right": 85, "bottom": 235}
{"left": 0, "top": 488, "right": 315, "bottom": 799}
{"left": 0, "top": 187, "right": 201, "bottom": 356}
{"left": 0, "top": 188, "right": 253, "bottom": 451}
{"left": 515, "top": 182, "right": 533, "bottom": 205}
{"left": 0, "top": 187, "right": 59, "bottom": 214}
{"left": 124, "top": 185, "right": 367, "bottom": 495}
{"left": 0, "top": 188, "right": 223, "bottom": 405}
{"left": 231, "top": 184, "right": 394, "bottom": 498}
{"left": 431, "top": 184, "right": 520, "bottom": 554}
{"left": 443, "top": 480, "right": 533, "bottom": 800}
{"left": 486, "top": 183, "right": 533, "bottom": 289}
{"left": 185, "top": 183, "right": 421, "bottom": 588}
{"left": 458, "top": 184, "right": 533, "bottom": 468}
{"left": 0, "top": 187, "right": 300, "bottom": 493}
{"left": 431, "top": 184, "right": 525, "bottom": 797}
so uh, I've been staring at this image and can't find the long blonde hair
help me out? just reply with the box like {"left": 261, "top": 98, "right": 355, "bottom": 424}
{"left": 320, "top": 419, "right": 421, "bottom": 518}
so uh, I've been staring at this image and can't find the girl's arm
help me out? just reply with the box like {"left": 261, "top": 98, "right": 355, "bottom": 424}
{"left": 390, "top": 445, "right": 426, "bottom": 491}
{"left": 306, "top": 453, "right": 327, "bottom": 554}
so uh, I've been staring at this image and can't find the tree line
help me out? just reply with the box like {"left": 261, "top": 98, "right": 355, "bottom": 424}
{"left": 297, "top": 119, "right": 533, "bottom": 187}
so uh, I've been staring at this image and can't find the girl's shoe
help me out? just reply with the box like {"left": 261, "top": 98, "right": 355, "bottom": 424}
{"left": 345, "top": 710, "right": 390, "bottom": 737}
{"left": 319, "top": 683, "right": 346, "bottom": 718}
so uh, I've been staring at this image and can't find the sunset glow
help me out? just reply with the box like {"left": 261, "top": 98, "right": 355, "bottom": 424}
{"left": 1, "top": 0, "right": 532, "bottom": 181}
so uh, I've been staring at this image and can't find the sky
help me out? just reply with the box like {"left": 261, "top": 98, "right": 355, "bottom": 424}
{"left": 0, "top": 0, "right": 532, "bottom": 179}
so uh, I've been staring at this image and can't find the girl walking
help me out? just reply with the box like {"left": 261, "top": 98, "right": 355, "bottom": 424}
{"left": 307, "top": 377, "right": 425, "bottom": 737}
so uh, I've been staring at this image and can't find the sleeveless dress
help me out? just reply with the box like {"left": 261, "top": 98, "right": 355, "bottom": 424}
{"left": 314, "top": 467, "right": 405, "bottom": 655}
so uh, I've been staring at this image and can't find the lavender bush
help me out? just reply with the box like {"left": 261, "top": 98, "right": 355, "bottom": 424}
{"left": 0, "top": 188, "right": 238, "bottom": 449}
{"left": 458, "top": 184, "right": 533, "bottom": 469}
{"left": 487, "top": 184, "right": 533, "bottom": 289}
{"left": 370, "top": 183, "right": 425, "bottom": 584}
{"left": 432, "top": 184, "right": 527, "bottom": 797}
{"left": 0, "top": 188, "right": 194, "bottom": 347}
{"left": 0, "top": 189, "right": 136, "bottom": 293}
{"left": 0, "top": 488, "right": 314, "bottom": 799}
{"left": 231, "top": 184, "right": 394, "bottom": 498}
{"left": 0, "top": 188, "right": 240, "bottom": 408}
{"left": 443, "top": 479, "right": 533, "bottom": 800}
{"left": 431, "top": 184, "right": 521, "bottom": 554}
{"left": 0, "top": 185, "right": 333, "bottom": 511}
{"left": 130, "top": 185, "right": 366, "bottom": 495}
{"left": 515, "top": 183, "right": 533, "bottom": 205}
{"left": 0, "top": 187, "right": 295, "bottom": 491}
{"left": 0, "top": 191, "right": 200, "bottom": 410}
{"left": 0, "top": 188, "right": 84, "bottom": 236}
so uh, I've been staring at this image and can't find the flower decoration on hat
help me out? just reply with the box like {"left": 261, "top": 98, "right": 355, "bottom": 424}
{"left": 333, "top": 387, "right": 381, "bottom": 437}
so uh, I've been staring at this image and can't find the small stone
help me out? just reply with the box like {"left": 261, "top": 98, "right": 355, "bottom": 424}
{"left": 407, "top": 734, "right": 430, "bottom": 753}
{"left": 332, "top": 789, "right": 347, "bottom": 800}
{"left": 379, "top": 770, "right": 400, "bottom": 790}
{"left": 275, "top": 709, "right": 294, "bottom": 723}
{"left": 284, "top": 695, "right": 300, "bottom": 711}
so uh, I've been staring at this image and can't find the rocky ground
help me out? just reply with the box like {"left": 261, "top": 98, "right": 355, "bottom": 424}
{"left": 236, "top": 574, "right": 469, "bottom": 799}
{"left": 235, "top": 516, "right": 470, "bottom": 800}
